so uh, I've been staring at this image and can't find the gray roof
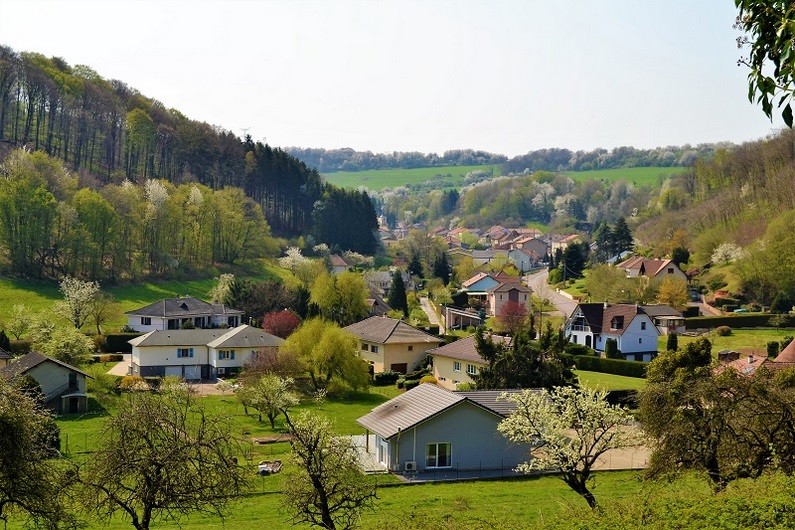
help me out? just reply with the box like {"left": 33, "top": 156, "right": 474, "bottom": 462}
{"left": 0, "top": 351, "right": 91, "bottom": 381}
{"left": 206, "top": 325, "right": 284, "bottom": 349}
{"left": 128, "top": 329, "right": 228, "bottom": 347}
{"left": 0, "top": 349, "right": 11, "bottom": 360}
{"left": 344, "top": 316, "right": 441, "bottom": 345}
{"left": 357, "top": 383, "right": 465, "bottom": 439}
{"left": 427, "top": 335, "right": 511, "bottom": 364}
{"left": 639, "top": 304, "right": 683, "bottom": 317}
{"left": 125, "top": 296, "right": 243, "bottom": 317}
{"left": 456, "top": 389, "right": 536, "bottom": 417}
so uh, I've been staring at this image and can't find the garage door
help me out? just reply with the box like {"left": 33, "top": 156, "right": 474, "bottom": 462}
{"left": 184, "top": 365, "right": 201, "bottom": 381}
{"left": 165, "top": 366, "right": 182, "bottom": 377}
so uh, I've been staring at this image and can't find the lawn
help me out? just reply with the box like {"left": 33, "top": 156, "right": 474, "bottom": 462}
{"left": 575, "top": 370, "right": 645, "bottom": 391}
{"left": 563, "top": 166, "right": 687, "bottom": 187}
{"left": 322, "top": 164, "right": 501, "bottom": 191}
{"left": 664, "top": 327, "right": 795, "bottom": 355}
{"left": 0, "top": 258, "right": 299, "bottom": 332}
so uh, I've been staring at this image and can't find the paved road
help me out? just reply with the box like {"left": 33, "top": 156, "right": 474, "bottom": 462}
{"left": 525, "top": 269, "right": 577, "bottom": 318}
{"left": 419, "top": 296, "right": 444, "bottom": 334}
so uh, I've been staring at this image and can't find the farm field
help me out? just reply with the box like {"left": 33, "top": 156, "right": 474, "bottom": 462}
{"left": 321, "top": 164, "right": 500, "bottom": 190}
{"left": 562, "top": 166, "right": 687, "bottom": 187}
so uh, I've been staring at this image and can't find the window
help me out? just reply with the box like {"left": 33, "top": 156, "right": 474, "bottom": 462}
{"left": 227, "top": 316, "right": 238, "bottom": 327}
{"left": 667, "top": 268, "right": 674, "bottom": 274}
{"left": 466, "top": 364, "right": 477, "bottom": 375}
{"left": 167, "top": 319, "right": 179, "bottom": 330}
{"left": 426, "top": 442, "right": 452, "bottom": 468}
{"left": 639, "top": 338, "right": 642, "bottom": 344}
{"left": 140, "top": 317, "right": 151, "bottom": 326}
{"left": 453, "top": 361, "right": 461, "bottom": 372}
{"left": 641, "top": 321, "right": 647, "bottom": 330}
{"left": 408, "top": 345, "right": 414, "bottom": 352}
{"left": 218, "top": 350, "right": 235, "bottom": 360}
{"left": 177, "top": 348, "right": 194, "bottom": 358}
{"left": 572, "top": 335, "right": 578, "bottom": 344}
{"left": 370, "top": 345, "right": 379, "bottom": 354}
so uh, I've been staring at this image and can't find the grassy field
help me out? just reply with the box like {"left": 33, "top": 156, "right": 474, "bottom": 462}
{"left": 0, "top": 259, "right": 299, "bottom": 332}
{"left": 663, "top": 327, "right": 795, "bottom": 354}
{"left": 563, "top": 166, "right": 687, "bottom": 187}
{"left": 322, "top": 164, "right": 500, "bottom": 191}
{"left": 575, "top": 370, "right": 645, "bottom": 390}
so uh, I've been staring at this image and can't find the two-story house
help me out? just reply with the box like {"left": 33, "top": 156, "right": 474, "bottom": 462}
{"left": 125, "top": 296, "right": 244, "bottom": 332}
{"left": 344, "top": 316, "right": 442, "bottom": 374}
{"left": 565, "top": 302, "right": 659, "bottom": 362}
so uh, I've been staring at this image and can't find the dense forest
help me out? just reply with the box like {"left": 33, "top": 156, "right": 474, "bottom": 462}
{"left": 0, "top": 46, "right": 378, "bottom": 256}
{"left": 284, "top": 147, "right": 507, "bottom": 173}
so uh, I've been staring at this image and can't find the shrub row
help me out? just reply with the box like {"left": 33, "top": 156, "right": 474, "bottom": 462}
{"left": 372, "top": 370, "right": 401, "bottom": 386}
{"left": 685, "top": 314, "right": 795, "bottom": 329}
{"left": 9, "top": 340, "right": 31, "bottom": 354}
{"left": 559, "top": 352, "right": 647, "bottom": 378}
{"left": 89, "top": 354, "right": 125, "bottom": 364}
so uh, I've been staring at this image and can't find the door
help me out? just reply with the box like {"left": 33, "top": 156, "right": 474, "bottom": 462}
{"left": 165, "top": 366, "right": 182, "bottom": 377}
{"left": 184, "top": 365, "right": 202, "bottom": 381}
{"left": 69, "top": 397, "right": 79, "bottom": 414}
{"left": 390, "top": 363, "right": 408, "bottom": 374}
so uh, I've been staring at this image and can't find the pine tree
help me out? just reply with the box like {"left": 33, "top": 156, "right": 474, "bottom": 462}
{"left": 387, "top": 271, "right": 409, "bottom": 317}
{"left": 432, "top": 253, "right": 450, "bottom": 285}
{"left": 611, "top": 217, "right": 634, "bottom": 255}
{"left": 408, "top": 253, "right": 423, "bottom": 278}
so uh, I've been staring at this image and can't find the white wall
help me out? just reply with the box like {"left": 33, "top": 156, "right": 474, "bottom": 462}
{"left": 132, "top": 345, "right": 210, "bottom": 367}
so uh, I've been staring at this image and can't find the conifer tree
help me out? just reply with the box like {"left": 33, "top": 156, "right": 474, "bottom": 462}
{"left": 387, "top": 271, "right": 409, "bottom": 317}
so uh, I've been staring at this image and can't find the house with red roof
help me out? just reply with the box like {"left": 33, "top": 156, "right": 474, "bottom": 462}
{"left": 616, "top": 256, "right": 687, "bottom": 282}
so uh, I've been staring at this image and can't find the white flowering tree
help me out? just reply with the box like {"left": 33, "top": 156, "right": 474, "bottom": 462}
{"left": 498, "top": 386, "right": 644, "bottom": 509}
{"left": 57, "top": 276, "right": 101, "bottom": 329}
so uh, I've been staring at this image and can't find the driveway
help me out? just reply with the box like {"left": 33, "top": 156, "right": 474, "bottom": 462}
{"left": 525, "top": 269, "right": 576, "bottom": 318}
{"left": 419, "top": 296, "right": 444, "bottom": 334}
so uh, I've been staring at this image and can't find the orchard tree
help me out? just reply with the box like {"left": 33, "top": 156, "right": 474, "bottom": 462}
{"left": 283, "top": 412, "right": 377, "bottom": 530}
{"left": 7, "top": 304, "right": 30, "bottom": 339}
{"left": 57, "top": 276, "right": 101, "bottom": 330}
{"left": 80, "top": 390, "right": 247, "bottom": 530}
{"left": 499, "top": 386, "right": 644, "bottom": 509}
{"left": 238, "top": 374, "right": 299, "bottom": 428}
{"left": 34, "top": 327, "right": 95, "bottom": 366}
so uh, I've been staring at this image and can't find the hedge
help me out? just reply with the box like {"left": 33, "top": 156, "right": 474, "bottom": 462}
{"left": 559, "top": 352, "right": 647, "bottom": 378}
{"left": 102, "top": 333, "right": 143, "bottom": 353}
{"left": 373, "top": 371, "right": 401, "bottom": 386}
{"left": 9, "top": 340, "right": 31, "bottom": 355}
{"left": 685, "top": 314, "right": 795, "bottom": 329}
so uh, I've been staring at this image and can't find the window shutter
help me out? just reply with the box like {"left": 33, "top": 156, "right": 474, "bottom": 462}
{"left": 189, "top": 348, "right": 194, "bottom": 358}
{"left": 231, "top": 350, "right": 235, "bottom": 360}
{"left": 177, "top": 348, "right": 181, "bottom": 357}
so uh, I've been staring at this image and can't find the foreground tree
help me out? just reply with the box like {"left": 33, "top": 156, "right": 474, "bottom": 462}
{"left": 80, "top": 390, "right": 247, "bottom": 530}
{"left": 496, "top": 300, "right": 529, "bottom": 335}
{"left": 283, "top": 412, "right": 377, "bottom": 529}
{"left": 0, "top": 379, "right": 68, "bottom": 528}
{"left": 499, "top": 386, "right": 643, "bottom": 509}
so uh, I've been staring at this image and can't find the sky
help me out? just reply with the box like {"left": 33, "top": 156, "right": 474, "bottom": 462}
{"left": 0, "top": 0, "right": 782, "bottom": 156}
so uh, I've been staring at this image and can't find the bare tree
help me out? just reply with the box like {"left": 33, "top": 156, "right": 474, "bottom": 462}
{"left": 80, "top": 390, "right": 247, "bottom": 530}
{"left": 282, "top": 412, "right": 376, "bottom": 529}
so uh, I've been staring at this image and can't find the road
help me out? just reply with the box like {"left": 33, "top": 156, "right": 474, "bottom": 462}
{"left": 525, "top": 269, "right": 577, "bottom": 318}
{"left": 419, "top": 296, "right": 444, "bottom": 334}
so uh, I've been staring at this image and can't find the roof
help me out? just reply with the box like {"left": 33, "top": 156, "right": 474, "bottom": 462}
{"left": 774, "top": 340, "right": 795, "bottom": 364}
{"left": 206, "top": 325, "right": 284, "bottom": 349}
{"left": 0, "top": 349, "right": 11, "bottom": 361}
{"left": 0, "top": 351, "right": 91, "bottom": 381}
{"left": 126, "top": 296, "right": 243, "bottom": 317}
{"left": 640, "top": 304, "right": 683, "bottom": 318}
{"left": 462, "top": 272, "right": 494, "bottom": 288}
{"left": 330, "top": 254, "right": 348, "bottom": 267}
{"left": 344, "top": 316, "right": 442, "bottom": 345}
{"left": 427, "top": 334, "right": 512, "bottom": 364}
{"left": 456, "top": 389, "right": 533, "bottom": 416}
{"left": 358, "top": 383, "right": 510, "bottom": 439}
{"left": 616, "top": 257, "right": 680, "bottom": 277}
{"left": 128, "top": 328, "right": 229, "bottom": 347}
{"left": 570, "top": 303, "right": 654, "bottom": 337}
{"left": 486, "top": 280, "right": 531, "bottom": 293}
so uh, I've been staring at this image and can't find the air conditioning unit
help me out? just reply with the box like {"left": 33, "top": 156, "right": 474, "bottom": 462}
{"left": 404, "top": 461, "right": 417, "bottom": 472}
{"left": 217, "top": 367, "right": 225, "bottom": 375}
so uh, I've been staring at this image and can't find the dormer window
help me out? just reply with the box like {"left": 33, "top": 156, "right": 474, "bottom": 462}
{"left": 610, "top": 316, "right": 624, "bottom": 330}
{"left": 180, "top": 302, "right": 189, "bottom": 310}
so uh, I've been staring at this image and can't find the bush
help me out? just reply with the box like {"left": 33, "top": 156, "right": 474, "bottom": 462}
{"left": 715, "top": 325, "right": 732, "bottom": 336}
{"left": 9, "top": 340, "right": 31, "bottom": 355}
{"left": 686, "top": 314, "right": 795, "bottom": 329}
{"left": 714, "top": 297, "right": 740, "bottom": 308}
{"left": 559, "top": 353, "right": 647, "bottom": 378}
{"left": 604, "top": 338, "right": 621, "bottom": 359}
{"left": 118, "top": 375, "right": 149, "bottom": 392}
{"left": 564, "top": 343, "right": 593, "bottom": 356}
{"left": 373, "top": 371, "right": 401, "bottom": 386}
{"left": 419, "top": 375, "right": 438, "bottom": 385}
{"left": 396, "top": 378, "right": 405, "bottom": 389}
{"left": 768, "top": 341, "right": 780, "bottom": 358}
{"left": 404, "top": 370, "right": 427, "bottom": 382}
{"left": 666, "top": 333, "right": 679, "bottom": 352}
{"left": 404, "top": 379, "right": 420, "bottom": 391}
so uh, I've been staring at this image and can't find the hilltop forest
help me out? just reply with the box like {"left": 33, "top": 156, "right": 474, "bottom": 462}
{"left": 0, "top": 46, "right": 378, "bottom": 271}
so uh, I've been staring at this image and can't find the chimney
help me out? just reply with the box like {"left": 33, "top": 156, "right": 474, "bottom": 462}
{"left": 603, "top": 301, "right": 608, "bottom": 309}
{"left": 748, "top": 354, "right": 755, "bottom": 364}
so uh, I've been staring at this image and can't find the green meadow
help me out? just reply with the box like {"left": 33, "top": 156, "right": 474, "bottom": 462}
{"left": 562, "top": 166, "right": 687, "bottom": 187}
{"left": 321, "top": 164, "right": 500, "bottom": 190}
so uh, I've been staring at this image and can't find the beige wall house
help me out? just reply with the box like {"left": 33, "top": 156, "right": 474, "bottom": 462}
{"left": 0, "top": 351, "right": 91, "bottom": 414}
{"left": 344, "top": 316, "right": 442, "bottom": 374}
{"left": 616, "top": 256, "right": 687, "bottom": 282}
{"left": 129, "top": 325, "right": 283, "bottom": 380}
{"left": 488, "top": 281, "right": 532, "bottom": 317}
{"left": 428, "top": 334, "right": 511, "bottom": 390}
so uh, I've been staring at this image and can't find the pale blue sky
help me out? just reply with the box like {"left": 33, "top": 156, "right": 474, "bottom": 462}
{"left": 0, "top": 0, "right": 781, "bottom": 156}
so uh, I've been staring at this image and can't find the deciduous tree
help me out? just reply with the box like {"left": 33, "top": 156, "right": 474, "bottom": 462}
{"left": 238, "top": 374, "right": 299, "bottom": 428}
{"left": 262, "top": 309, "right": 301, "bottom": 339}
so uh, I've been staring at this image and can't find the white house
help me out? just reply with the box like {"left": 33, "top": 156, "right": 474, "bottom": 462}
{"left": 129, "top": 325, "right": 283, "bottom": 380}
{"left": 565, "top": 302, "right": 660, "bottom": 362}
{"left": 125, "top": 296, "right": 244, "bottom": 333}
{"left": 0, "top": 351, "right": 91, "bottom": 414}
{"left": 615, "top": 257, "right": 687, "bottom": 282}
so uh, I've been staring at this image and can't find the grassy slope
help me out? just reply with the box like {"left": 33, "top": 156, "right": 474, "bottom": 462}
{"left": 563, "top": 166, "right": 687, "bottom": 187}
{"left": 0, "top": 259, "right": 299, "bottom": 332}
{"left": 322, "top": 164, "right": 501, "bottom": 190}
{"left": 663, "top": 327, "right": 795, "bottom": 354}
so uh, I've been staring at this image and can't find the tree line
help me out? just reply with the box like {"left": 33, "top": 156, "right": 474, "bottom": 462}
{"left": 0, "top": 47, "right": 377, "bottom": 253}
{"left": 284, "top": 147, "right": 507, "bottom": 173}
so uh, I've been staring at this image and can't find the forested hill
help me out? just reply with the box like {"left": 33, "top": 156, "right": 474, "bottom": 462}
{"left": 0, "top": 46, "right": 377, "bottom": 254}
{"left": 286, "top": 144, "right": 726, "bottom": 175}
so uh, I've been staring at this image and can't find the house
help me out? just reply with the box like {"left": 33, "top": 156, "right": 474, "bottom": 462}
{"left": 511, "top": 237, "right": 549, "bottom": 259}
{"left": 565, "top": 302, "right": 659, "bottom": 362}
{"left": 428, "top": 334, "right": 511, "bottom": 390}
{"left": 640, "top": 304, "right": 685, "bottom": 335}
{"left": 0, "top": 351, "right": 91, "bottom": 414}
{"left": 462, "top": 272, "right": 501, "bottom": 293}
{"left": 507, "top": 248, "right": 536, "bottom": 274}
{"left": 365, "top": 270, "right": 411, "bottom": 297}
{"left": 0, "top": 348, "right": 11, "bottom": 367}
{"left": 616, "top": 256, "right": 687, "bottom": 282}
{"left": 471, "top": 249, "right": 506, "bottom": 267}
{"left": 366, "top": 291, "right": 392, "bottom": 317}
{"left": 330, "top": 254, "right": 349, "bottom": 274}
{"left": 487, "top": 280, "right": 532, "bottom": 317}
{"left": 357, "top": 383, "right": 530, "bottom": 473}
{"left": 344, "top": 316, "right": 442, "bottom": 374}
{"left": 129, "top": 325, "right": 284, "bottom": 380}
{"left": 549, "top": 234, "right": 581, "bottom": 253}
{"left": 125, "top": 296, "right": 244, "bottom": 333}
